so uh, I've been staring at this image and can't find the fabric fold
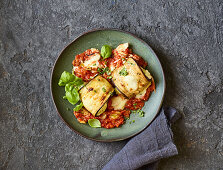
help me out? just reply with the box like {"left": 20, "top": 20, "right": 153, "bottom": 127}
{"left": 103, "top": 107, "right": 180, "bottom": 170}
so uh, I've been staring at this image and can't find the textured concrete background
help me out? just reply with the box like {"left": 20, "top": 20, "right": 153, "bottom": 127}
{"left": 0, "top": 0, "right": 223, "bottom": 169}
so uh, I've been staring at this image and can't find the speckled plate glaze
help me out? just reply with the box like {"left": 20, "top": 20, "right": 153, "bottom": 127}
{"left": 51, "top": 29, "right": 165, "bottom": 142}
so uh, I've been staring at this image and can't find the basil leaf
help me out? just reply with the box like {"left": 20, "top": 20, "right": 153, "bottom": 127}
{"left": 88, "top": 119, "right": 101, "bottom": 128}
{"left": 73, "top": 102, "right": 83, "bottom": 111}
{"left": 58, "top": 71, "right": 76, "bottom": 86}
{"left": 58, "top": 71, "right": 85, "bottom": 105}
{"left": 58, "top": 71, "right": 84, "bottom": 87}
{"left": 101, "top": 45, "right": 112, "bottom": 59}
{"left": 65, "top": 88, "right": 80, "bottom": 105}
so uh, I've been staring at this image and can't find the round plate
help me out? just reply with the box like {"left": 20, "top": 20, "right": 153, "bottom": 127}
{"left": 51, "top": 29, "right": 165, "bottom": 142}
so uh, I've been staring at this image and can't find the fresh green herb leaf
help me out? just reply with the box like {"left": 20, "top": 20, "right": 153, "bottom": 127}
{"left": 58, "top": 71, "right": 84, "bottom": 106}
{"left": 137, "top": 109, "right": 145, "bottom": 117}
{"left": 132, "top": 110, "right": 137, "bottom": 114}
{"left": 58, "top": 71, "right": 76, "bottom": 86}
{"left": 97, "top": 68, "right": 102, "bottom": 72}
{"left": 93, "top": 63, "right": 96, "bottom": 66}
{"left": 129, "top": 121, "right": 132, "bottom": 124}
{"left": 133, "top": 103, "right": 137, "bottom": 108}
{"left": 104, "top": 61, "right": 108, "bottom": 65}
{"left": 132, "top": 120, "right": 135, "bottom": 123}
{"left": 94, "top": 90, "right": 97, "bottom": 93}
{"left": 102, "top": 87, "right": 106, "bottom": 92}
{"left": 99, "top": 67, "right": 110, "bottom": 75}
{"left": 97, "top": 78, "right": 100, "bottom": 81}
{"left": 119, "top": 67, "right": 128, "bottom": 76}
{"left": 101, "top": 45, "right": 112, "bottom": 59}
{"left": 88, "top": 119, "right": 101, "bottom": 128}
{"left": 73, "top": 102, "right": 83, "bottom": 111}
{"left": 64, "top": 88, "right": 80, "bottom": 105}
{"left": 124, "top": 117, "right": 130, "bottom": 121}
{"left": 107, "top": 69, "right": 111, "bottom": 75}
{"left": 107, "top": 76, "right": 112, "bottom": 79}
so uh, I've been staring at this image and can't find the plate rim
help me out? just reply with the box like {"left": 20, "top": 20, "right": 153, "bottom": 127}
{"left": 50, "top": 28, "right": 166, "bottom": 142}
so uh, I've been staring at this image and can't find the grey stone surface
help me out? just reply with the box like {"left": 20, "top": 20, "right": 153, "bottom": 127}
{"left": 0, "top": 0, "right": 222, "bottom": 169}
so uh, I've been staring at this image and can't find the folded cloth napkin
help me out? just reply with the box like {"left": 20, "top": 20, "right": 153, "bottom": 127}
{"left": 103, "top": 107, "right": 181, "bottom": 170}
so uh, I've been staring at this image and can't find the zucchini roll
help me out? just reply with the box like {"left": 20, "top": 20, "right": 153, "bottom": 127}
{"left": 79, "top": 75, "right": 114, "bottom": 116}
{"left": 112, "top": 58, "right": 151, "bottom": 98}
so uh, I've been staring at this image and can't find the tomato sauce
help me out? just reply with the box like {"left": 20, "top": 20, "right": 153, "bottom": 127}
{"left": 125, "top": 98, "right": 145, "bottom": 110}
{"left": 72, "top": 49, "right": 99, "bottom": 81}
{"left": 131, "top": 54, "right": 148, "bottom": 68}
{"left": 74, "top": 109, "right": 130, "bottom": 129}
{"left": 141, "top": 79, "right": 155, "bottom": 101}
{"left": 72, "top": 45, "right": 155, "bottom": 129}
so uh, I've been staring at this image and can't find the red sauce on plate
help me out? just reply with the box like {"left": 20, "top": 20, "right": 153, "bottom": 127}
{"left": 72, "top": 45, "right": 155, "bottom": 128}
{"left": 74, "top": 109, "right": 130, "bottom": 129}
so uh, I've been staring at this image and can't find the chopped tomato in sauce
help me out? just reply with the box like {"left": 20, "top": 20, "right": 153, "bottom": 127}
{"left": 74, "top": 110, "right": 130, "bottom": 129}
{"left": 125, "top": 98, "right": 145, "bottom": 110}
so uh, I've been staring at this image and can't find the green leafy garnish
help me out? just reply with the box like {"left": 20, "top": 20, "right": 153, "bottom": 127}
{"left": 131, "top": 109, "right": 145, "bottom": 117}
{"left": 97, "top": 68, "right": 102, "bottom": 72}
{"left": 137, "top": 109, "right": 145, "bottom": 117}
{"left": 119, "top": 67, "right": 128, "bottom": 76}
{"left": 107, "top": 76, "right": 112, "bottom": 79}
{"left": 98, "top": 67, "right": 111, "bottom": 75}
{"left": 107, "top": 69, "right": 111, "bottom": 75}
{"left": 101, "top": 45, "right": 112, "bottom": 59}
{"left": 122, "top": 58, "right": 126, "bottom": 62}
{"left": 58, "top": 71, "right": 76, "bottom": 86}
{"left": 102, "top": 87, "right": 106, "bottom": 92}
{"left": 58, "top": 71, "right": 84, "bottom": 105}
{"left": 88, "top": 119, "right": 101, "bottom": 128}
{"left": 133, "top": 103, "right": 137, "bottom": 108}
{"left": 73, "top": 102, "right": 83, "bottom": 111}
{"left": 64, "top": 85, "right": 80, "bottom": 105}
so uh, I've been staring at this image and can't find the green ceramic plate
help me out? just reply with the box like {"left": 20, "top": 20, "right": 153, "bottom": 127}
{"left": 51, "top": 29, "right": 165, "bottom": 142}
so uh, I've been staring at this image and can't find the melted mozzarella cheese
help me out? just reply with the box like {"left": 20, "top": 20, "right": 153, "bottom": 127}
{"left": 109, "top": 63, "right": 116, "bottom": 71}
{"left": 72, "top": 66, "right": 78, "bottom": 72}
{"left": 83, "top": 53, "right": 101, "bottom": 69}
{"left": 90, "top": 48, "right": 99, "bottom": 53}
{"left": 111, "top": 95, "right": 128, "bottom": 110}
{"left": 123, "top": 75, "right": 138, "bottom": 91}
{"left": 135, "top": 82, "right": 151, "bottom": 99}
{"left": 115, "top": 43, "right": 129, "bottom": 52}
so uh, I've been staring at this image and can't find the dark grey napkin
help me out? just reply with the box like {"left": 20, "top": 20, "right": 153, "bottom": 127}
{"left": 103, "top": 107, "right": 180, "bottom": 170}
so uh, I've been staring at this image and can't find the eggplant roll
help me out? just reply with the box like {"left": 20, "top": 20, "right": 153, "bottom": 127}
{"left": 112, "top": 58, "right": 150, "bottom": 98}
{"left": 79, "top": 75, "right": 114, "bottom": 116}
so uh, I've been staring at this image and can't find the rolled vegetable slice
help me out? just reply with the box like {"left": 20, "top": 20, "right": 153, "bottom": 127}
{"left": 79, "top": 75, "right": 114, "bottom": 116}
{"left": 112, "top": 58, "right": 151, "bottom": 98}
